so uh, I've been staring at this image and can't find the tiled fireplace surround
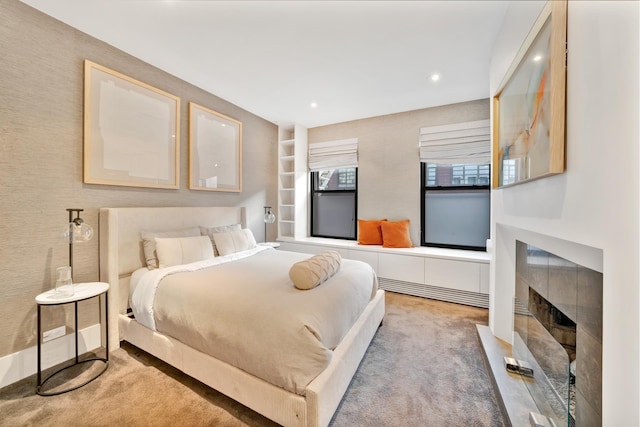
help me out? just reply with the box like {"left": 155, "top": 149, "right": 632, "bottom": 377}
{"left": 514, "top": 240, "right": 603, "bottom": 426}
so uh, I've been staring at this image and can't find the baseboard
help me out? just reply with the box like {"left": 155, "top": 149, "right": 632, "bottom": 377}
{"left": 0, "top": 323, "right": 102, "bottom": 390}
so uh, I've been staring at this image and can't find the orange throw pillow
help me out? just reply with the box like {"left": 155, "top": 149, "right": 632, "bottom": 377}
{"left": 357, "top": 219, "right": 387, "bottom": 245}
{"left": 381, "top": 220, "right": 412, "bottom": 248}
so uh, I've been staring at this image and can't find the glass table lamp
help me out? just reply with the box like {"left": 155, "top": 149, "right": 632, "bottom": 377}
{"left": 263, "top": 206, "right": 276, "bottom": 242}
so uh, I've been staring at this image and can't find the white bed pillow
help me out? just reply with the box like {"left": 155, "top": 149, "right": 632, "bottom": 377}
{"left": 154, "top": 235, "right": 214, "bottom": 268}
{"left": 141, "top": 227, "right": 201, "bottom": 269}
{"left": 212, "top": 229, "right": 257, "bottom": 256}
{"left": 200, "top": 223, "right": 242, "bottom": 255}
{"left": 289, "top": 251, "right": 342, "bottom": 290}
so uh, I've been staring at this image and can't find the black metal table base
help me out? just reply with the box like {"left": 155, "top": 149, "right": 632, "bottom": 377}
{"left": 36, "top": 357, "right": 109, "bottom": 396}
{"left": 36, "top": 290, "right": 109, "bottom": 396}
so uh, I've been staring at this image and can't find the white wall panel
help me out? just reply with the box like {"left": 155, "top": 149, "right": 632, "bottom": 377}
{"left": 479, "top": 262, "right": 490, "bottom": 295}
{"left": 378, "top": 253, "right": 424, "bottom": 284}
{"left": 424, "top": 258, "right": 479, "bottom": 293}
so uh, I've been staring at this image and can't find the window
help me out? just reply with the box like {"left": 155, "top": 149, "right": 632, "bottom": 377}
{"left": 419, "top": 119, "right": 491, "bottom": 251}
{"left": 310, "top": 168, "right": 357, "bottom": 239}
{"left": 308, "top": 138, "right": 359, "bottom": 240}
{"left": 421, "top": 163, "right": 490, "bottom": 250}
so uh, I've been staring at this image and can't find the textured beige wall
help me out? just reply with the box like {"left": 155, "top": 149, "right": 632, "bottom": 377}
{"left": 309, "top": 99, "right": 489, "bottom": 245}
{"left": 0, "top": 0, "right": 277, "bottom": 357}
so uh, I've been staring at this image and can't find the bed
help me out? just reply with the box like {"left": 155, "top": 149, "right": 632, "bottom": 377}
{"left": 99, "top": 206, "right": 385, "bottom": 427}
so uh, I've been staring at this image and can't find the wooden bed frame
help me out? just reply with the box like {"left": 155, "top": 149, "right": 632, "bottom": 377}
{"left": 99, "top": 206, "right": 385, "bottom": 427}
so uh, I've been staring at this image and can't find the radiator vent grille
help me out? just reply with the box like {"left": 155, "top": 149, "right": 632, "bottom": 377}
{"left": 378, "top": 277, "right": 489, "bottom": 309}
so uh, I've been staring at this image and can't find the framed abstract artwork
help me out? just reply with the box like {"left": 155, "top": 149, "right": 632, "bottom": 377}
{"left": 492, "top": 0, "right": 567, "bottom": 188}
{"left": 84, "top": 60, "right": 180, "bottom": 189}
{"left": 188, "top": 102, "right": 242, "bottom": 192}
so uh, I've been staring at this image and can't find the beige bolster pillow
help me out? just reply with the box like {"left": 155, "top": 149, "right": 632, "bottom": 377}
{"left": 289, "top": 251, "right": 342, "bottom": 290}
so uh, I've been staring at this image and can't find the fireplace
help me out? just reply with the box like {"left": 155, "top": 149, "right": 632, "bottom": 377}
{"left": 514, "top": 241, "right": 602, "bottom": 426}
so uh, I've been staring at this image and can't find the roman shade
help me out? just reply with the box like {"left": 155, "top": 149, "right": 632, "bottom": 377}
{"left": 308, "top": 138, "right": 358, "bottom": 171}
{"left": 419, "top": 119, "right": 491, "bottom": 165}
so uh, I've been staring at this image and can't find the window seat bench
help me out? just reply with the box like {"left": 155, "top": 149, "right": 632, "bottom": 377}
{"left": 277, "top": 237, "right": 491, "bottom": 309}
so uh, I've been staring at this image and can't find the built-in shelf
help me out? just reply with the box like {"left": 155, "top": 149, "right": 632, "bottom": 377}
{"left": 277, "top": 125, "right": 307, "bottom": 240}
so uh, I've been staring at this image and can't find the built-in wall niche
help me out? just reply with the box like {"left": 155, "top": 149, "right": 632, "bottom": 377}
{"left": 514, "top": 241, "right": 602, "bottom": 427}
{"left": 276, "top": 124, "right": 307, "bottom": 241}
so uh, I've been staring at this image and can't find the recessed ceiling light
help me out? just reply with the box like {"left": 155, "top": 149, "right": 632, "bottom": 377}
{"left": 430, "top": 74, "right": 440, "bottom": 82}
{"left": 310, "top": 102, "right": 318, "bottom": 108}
{"left": 533, "top": 54, "right": 543, "bottom": 62}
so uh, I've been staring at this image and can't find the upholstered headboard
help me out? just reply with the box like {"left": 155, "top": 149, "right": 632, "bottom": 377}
{"left": 99, "top": 206, "right": 246, "bottom": 351}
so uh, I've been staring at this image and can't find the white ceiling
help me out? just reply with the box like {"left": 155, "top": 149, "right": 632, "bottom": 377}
{"left": 20, "top": 0, "right": 509, "bottom": 128}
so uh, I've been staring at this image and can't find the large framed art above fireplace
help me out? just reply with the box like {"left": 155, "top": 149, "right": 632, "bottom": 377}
{"left": 492, "top": 0, "right": 567, "bottom": 188}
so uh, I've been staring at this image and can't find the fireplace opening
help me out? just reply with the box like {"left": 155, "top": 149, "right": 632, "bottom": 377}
{"left": 513, "top": 240, "right": 602, "bottom": 427}
{"left": 526, "top": 287, "right": 577, "bottom": 424}
{"left": 529, "top": 287, "right": 576, "bottom": 360}
{"left": 514, "top": 291, "right": 575, "bottom": 425}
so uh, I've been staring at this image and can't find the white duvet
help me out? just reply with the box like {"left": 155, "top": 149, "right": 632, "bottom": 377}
{"left": 131, "top": 246, "right": 269, "bottom": 331}
{"left": 129, "top": 247, "right": 378, "bottom": 395}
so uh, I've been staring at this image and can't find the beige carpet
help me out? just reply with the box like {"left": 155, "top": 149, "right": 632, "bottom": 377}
{"left": 0, "top": 292, "right": 505, "bottom": 427}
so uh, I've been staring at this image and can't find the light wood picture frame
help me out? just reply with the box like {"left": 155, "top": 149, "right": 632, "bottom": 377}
{"left": 188, "top": 102, "right": 242, "bottom": 192}
{"left": 84, "top": 60, "right": 180, "bottom": 189}
{"left": 492, "top": 0, "right": 567, "bottom": 188}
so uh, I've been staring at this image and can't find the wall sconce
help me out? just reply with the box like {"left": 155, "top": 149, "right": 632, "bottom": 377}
{"left": 263, "top": 206, "right": 276, "bottom": 243}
